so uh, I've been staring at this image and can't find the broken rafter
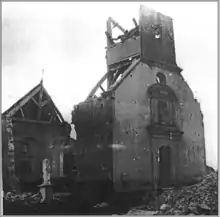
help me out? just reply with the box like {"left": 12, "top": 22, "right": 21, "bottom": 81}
{"left": 86, "top": 71, "right": 109, "bottom": 100}
{"left": 108, "top": 55, "right": 139, "bottom": 71}
{"left": 109, "top": 17, "right": 126, "bottom": 33}
{"left": 111, "top": 69, "right": 123, "bottom": 85}
{"left": 51, "top": 102, "right": 65, "bottom": 123}
{"left": 100, "top": 85, "right": 106, "bottom": 93}
{"left": 20, "top": 108, "right": 25, "bottom": 119}
{"left": 106, "top": 18, "right": 114, "bottom": 47}
{"left": 4, "top": 85, "right": 41, "bottom": 118}
{"left": 43, "top": 87, "right": 65, "bottom": 123}
{"left": 105, "top": 32, "right": 115, "bottom": 46}
{"left": 107, "top": 58, "right": 140, "bottom": 92}
{"left": 132, "top": 18, "right": 138, "bottom": 28}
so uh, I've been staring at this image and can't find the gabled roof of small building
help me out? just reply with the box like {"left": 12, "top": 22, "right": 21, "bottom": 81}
{"left": 2, "top": 80, "right": 65, "bottom": 124}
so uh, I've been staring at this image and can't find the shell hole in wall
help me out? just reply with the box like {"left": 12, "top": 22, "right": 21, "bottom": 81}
{"left": 153, "top": 25, "right": 162, "bottom": 39}
{"left": 155, "top": 33, "right": 161, "bottom": 39}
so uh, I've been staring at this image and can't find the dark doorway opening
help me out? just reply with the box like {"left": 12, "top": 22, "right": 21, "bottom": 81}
{"left": 158, "top": 145, "right": 172, "bottom": 188}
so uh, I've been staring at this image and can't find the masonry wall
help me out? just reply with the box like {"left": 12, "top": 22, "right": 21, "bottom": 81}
{"left": 2, "top": 120, "right": 69, "bottom": 185}
{"left": 113, "top": 62, "right": 206, "bottom": 192}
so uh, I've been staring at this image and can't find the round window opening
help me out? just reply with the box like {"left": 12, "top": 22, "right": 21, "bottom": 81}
{"left": 156, "top": 72, "right": 166, "bottom": 85}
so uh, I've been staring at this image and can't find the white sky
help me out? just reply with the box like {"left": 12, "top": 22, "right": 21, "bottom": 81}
{"left": 2, "top": 2, "right": 218, "bottom": 169}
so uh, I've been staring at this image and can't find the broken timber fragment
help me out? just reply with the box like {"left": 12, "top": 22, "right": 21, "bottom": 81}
{"left": 132, "top": 18, "right": 138, "bottom": 28}
{"left": 108, "top": 17, "right": 126, "bottom": 33}
{"left": 86, "top": 71, "right": 109, "bottom": 100}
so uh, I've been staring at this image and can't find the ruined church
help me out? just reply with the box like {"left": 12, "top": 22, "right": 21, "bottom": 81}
{"left": 71, "top": 5, "right": 206, "bottom": 192}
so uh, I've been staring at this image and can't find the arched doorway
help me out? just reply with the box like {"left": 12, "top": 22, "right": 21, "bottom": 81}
{"left": 158, "top": 145, "right": 172, "bottom": 188}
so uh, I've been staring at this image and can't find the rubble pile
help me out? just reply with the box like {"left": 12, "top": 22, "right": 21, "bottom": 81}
{"left": 4, "top": 191, "right": 42, "bottom": 205}
{"left": 128, "top": 171, "right": 218, "bottom": 215}
{"left": 3, "top": 191, "right": 62, "bottom": 204}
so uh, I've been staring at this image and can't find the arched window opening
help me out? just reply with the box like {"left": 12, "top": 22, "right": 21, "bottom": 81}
{"left": 148, "top": 84, "right": 177, "bottom": 126}
{"left": 156, "top": 72, "right": 166, "bottom": 85}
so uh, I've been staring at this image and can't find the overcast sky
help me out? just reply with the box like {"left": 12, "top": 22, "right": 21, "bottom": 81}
{"left": 2, "top": 2, "right": 218, "bottom": 168}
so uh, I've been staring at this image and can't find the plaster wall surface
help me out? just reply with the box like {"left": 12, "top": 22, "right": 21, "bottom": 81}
{"left": 113, "top": 62, "right": 206, "bottom": 191}
{"left": 2, "top": 120, "right": 68, "bottom": 184}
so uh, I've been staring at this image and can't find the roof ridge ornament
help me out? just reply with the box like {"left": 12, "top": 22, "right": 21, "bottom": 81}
{"left": 40, "top": 69, "right": 44, "bottom": 85}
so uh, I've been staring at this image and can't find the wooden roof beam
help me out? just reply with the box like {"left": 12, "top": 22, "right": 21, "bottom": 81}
{"left": 86, "top": 71, "right": 109, "bottom": 101}
{"left": 37, "top": 81, "right": 44, "bottom": 120}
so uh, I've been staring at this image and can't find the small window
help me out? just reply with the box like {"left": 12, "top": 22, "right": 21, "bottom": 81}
{"left": 156, "top": 72, "right": 166, "bottom": 85}
{"left": 22, "top": 144, "right": 29, "bottom": 154}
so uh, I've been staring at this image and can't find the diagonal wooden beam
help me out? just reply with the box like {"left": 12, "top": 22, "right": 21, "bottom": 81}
{"left": 40, "top": 99, "right": 51, "bottom": 107}
{"left": 109, "top": 17, "right": 126, "bottom": 33}
{"left": 49, "top": 109, "right": 55, "bottom": 123}
{"left": 106, "top": 58, "right": 140, "bottom": 93}
{"left": 37, "top": 82, "right": 44, "bottom": 120}
{"left": 43, "top": 87, "right": 65, "bottom": 123}
{"left": 100, "top": 85, "right": 106, "bottom": 93}
{"left": 20, "top": 108, "right": 25, "bottom": 119}
{"left": 132, "top": 18, "right": 138, "bottom": 28}
{"left": 5, "top": 85, "right": 41, "bottom": 118}
{"left": 86, "top": 71, "right": 109, "bottom": 100}
{"left": 32, "top": 97, "right": 40, "bottom": 107}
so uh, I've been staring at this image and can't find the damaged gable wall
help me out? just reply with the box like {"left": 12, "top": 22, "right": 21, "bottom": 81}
{"left": 2, "top": 82, "right": 71, "bottom": 192}
{"left": 2, "top": 118, "right": 70, "bottom": 191}
{"left": 113, "top": 62, "right": 206, "bottom": 191}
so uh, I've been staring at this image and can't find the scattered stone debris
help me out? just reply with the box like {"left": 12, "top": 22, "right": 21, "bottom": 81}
{"left": 4, "top": 191, "right": 42, "bottom": 206}
{"left": 127, "top": 171, "right": 218, "bottom": 215}
{"left": 3, "top": 190, "right": 66, "bottom": 207}
{"left": 128, "top": 210, "right": 157, "bottom": 215}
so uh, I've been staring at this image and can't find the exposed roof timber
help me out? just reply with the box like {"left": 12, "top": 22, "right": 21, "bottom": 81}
{"left": 108, "top": 17, "right": 126, "bottom": 33}
{"left": 103, "top": 58, "right": 140, "bottom": 95}
{"left": 40, "top": 99, "right": 51, "bottom": 107}
{"left": 2, "top": 82, "right": 65, "bottom": 123}
{"left": 100, "top": 85, "right": 106, "bottom": 93}
{"left": 108, "top": 58, "right": 138, "bottom": 71}
{"left": 54, "top": 109, "right": 63, "bottom": 123}
{"left": 86, "top": 71, "right": 109, "bottom": 101}
{"left": 11, "top": 117, "right": 51, "bottom": 125}
{"left": 32, "top": 97, "right": 40, "bottom": 107}
{"left": 3, "top": 84, "right": 41, "bottom": 118}
{"left": 37, "top": 81, "right": 44, "bottom": 120}
{"left": 43, "top": 87, "right": 65, "bottom": 123}
{"left": 49, "top": 109, "right": 56, "bottom": 123}
{"left": 20, "top": 108, "right": 25, "bottom": 119}
{"left": 132, "top": 18, "right": 138, "bottom": 28}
